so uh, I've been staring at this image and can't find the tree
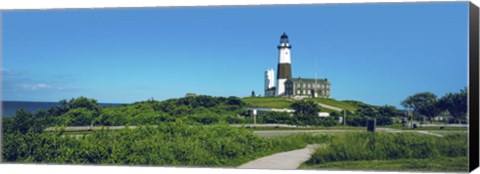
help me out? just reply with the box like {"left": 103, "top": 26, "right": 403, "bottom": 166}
{"left": 68, "top": 97, "right": 101, "bottom": 114}
{"left": 438, "top": 88, "right": 467, "bottom": 124}
{"left": 59, "top": 108, "right": 96, "bottom": 126}
{"left": 12, "top": 109, "right": 40, "bottom": 133}
{"left": 356, "top": 106, "right": 378, "bottom": 118}
{"left": 291, "top": 100, "right": 320, "bottom": 126}
{"left": 377, "top": 105, "right": 398, "bottom": 117}
{"left": 401, "top": 92, "right": 442, "bottom": 123}
{"left": 226, "top": 96, "right": 245, "bottom": 106}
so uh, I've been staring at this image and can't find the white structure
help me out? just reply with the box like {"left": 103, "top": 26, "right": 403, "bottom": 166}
{"left": 318, "top": 112, "right": 330, "bottom": 117}
{"left": 264, "top": 68, "right": 276, "bottom": 97}
{"left": 276, "top": 33, "right": 292, "bottom": 96}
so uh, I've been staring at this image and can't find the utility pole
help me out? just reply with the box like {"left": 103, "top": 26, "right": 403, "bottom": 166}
{"left": 343, "top": 109, "right": 347, "bottom": 126}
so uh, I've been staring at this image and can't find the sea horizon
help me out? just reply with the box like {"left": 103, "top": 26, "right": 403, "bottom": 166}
{"left": 1, "top": 100, "right": 125, "bottom": 118}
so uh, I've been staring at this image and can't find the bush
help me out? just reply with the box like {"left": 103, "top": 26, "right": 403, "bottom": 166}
{"left": 318, "top": 117, "right": 338, "bottom": 127}
{"left": 3, "top": 122, "right": 335, "bottom": 167}
{"left": 376, "top": 116, "right": 393, "bottom": 126}
{"left": 261, "top": 112, "right": 292, "bottom": 124}
{"left": 346, "top": 115, "right": 368, "bottom": 127}
{"left": 224, "top": 115, "right": 245, "bottom": 124}
{"left": 190, "top": 114, "right": 220, "bottom": 125}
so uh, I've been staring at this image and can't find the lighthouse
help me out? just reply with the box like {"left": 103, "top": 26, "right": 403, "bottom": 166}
{"left": 276, "top": 33, "right": 292, "bottom": 96}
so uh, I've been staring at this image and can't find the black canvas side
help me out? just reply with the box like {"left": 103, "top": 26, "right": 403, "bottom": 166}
{"left": 469, "top": 1, "right": 479, "bottom": 172}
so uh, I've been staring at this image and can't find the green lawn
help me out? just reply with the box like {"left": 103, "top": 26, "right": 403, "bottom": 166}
{"left": 399, "top": 126, "right": 468, "bottom": 131}
{"left": 244, "top": 126, "right": 365, "bottom": 131}
{"left": 318, "top": 107, "right": 337, "bottom": 113}
{"left": 307, "top": 98, "right": 358, "bottom": 112}
{"left": 243, "top": 97, "right": 294, "bottom": 108}
{"left": 243, "top": 97, "right": 357, "bottom": 113}
{"left": 300, "top": 157, "right": 468, "bottom": 172}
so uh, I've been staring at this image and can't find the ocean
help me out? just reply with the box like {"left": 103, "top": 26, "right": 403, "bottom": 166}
{"left": 2, "top": 101, "right": 123, "bottom": 118}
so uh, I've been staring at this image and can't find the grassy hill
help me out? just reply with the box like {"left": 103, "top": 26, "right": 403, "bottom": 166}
{"left": 306, "top": 98, "right": 358, "bottom": 112}
{"left": 243, "top": 97, "right": 294, "bottom": 108}
{"left": 242, "top": 97, "right": 359, "bottom": 113}
{"left": 341, "top": 100, "right": 373, "bottom": 108}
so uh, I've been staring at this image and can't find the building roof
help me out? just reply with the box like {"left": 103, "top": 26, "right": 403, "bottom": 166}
{"left": 287, "top": 77, "right": 329, "bottom": 84}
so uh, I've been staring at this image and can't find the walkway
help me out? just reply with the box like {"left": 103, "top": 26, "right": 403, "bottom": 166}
{"left": 237, "top": 144, "right": 323, "bottom": 169}
{"left": 316, "top": 103, "right": 343, "bottom": 112}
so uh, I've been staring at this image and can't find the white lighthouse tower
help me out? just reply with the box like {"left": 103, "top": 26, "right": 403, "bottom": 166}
{"left": 276, "top": 33, "right": 292, "bottom": 96}
{"left": 264, "top": 68, "right": 276, "bottom": 97}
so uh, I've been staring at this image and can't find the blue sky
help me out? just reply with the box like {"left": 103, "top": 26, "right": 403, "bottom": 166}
{"left": 2, "top": 2, "right": 469, "bottom": 108}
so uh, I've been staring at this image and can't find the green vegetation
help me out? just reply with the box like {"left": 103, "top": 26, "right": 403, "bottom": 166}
{"left": 243, "top": 97, "right": 358, "bottom": 113}
{"left": 291, "top": 100, "right": 321, "bottom": 126}
{"left": 307, "top": 98, "right": 357, "bottom": 112}
{"left": 28, "top": 95, "right": 246, "bottom": 128}
{"left": 301, "top": 157, "right": 468, "bottom": 172}
{"left": 242, "top": 126, "right": 365, "bottom": 131}
{"left": 398, "top": 126, "right": 467, "bottom": 131}
{"left": 303, "top": 132, "right": 468, "bottom": 171}
{"left": 345, "top": 105, "right": 400, "bottom": 127}
{"left": 2, "top": 96, "right": 334, "bottom": 166}
{"left": 2, "top": 92, "right": 469, "bottom": 171}
{"left": 3, "top": 120, "right": 332, "bottom": 166}
{"left": 255, "top": 111, "right": 291, "bottom": 124}
{"left": 342, "top": 100, "right": 373, "bottom": 108}
{"left": 288, "top": 100, "right": 338, "bottom": 127}
{"left": 243, "top": 97, "right": 293, "bottom": 108}
{"left": 437, "top": 88, "right": 468, "bottom": 124}
{"left": 402, "top": 88, "right": 467, "bottom": 124}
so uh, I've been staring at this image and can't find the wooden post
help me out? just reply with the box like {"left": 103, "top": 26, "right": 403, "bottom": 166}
{"left": 253, "top": 109, "right": 257, "bottom": 129}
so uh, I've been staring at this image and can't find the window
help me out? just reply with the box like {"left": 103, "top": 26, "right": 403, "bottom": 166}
{"left": 297, "top": 90, "right": 300, "bottom": 94}
{"left": 303, "top": 90, "right": 306, "bottom": 94}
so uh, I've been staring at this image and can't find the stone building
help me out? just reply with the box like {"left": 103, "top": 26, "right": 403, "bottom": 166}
{"left": 284, "top": 77, "right": 330, "bottom": 98}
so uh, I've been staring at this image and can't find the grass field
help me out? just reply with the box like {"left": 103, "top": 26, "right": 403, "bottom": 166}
{"left": 243, "top": 97, "right": 294, "bottom": 108}
{"left": 306, "top": 98, "right": 358, "bottom": 112}
{"left": 400, "top": 126, "right": 468, "bottom": 131}
{"left": 302, "top": 132, "right": 468, "bottom": 172}
{"left": 300, "top": 156, "right": 468, "bottom": 172}
{"left": 317, "top": 107, "right": 337, "bottom": 113}
{"left": 243, "top": 97, "right": 357, "bottom": 113}
{"left": 244, "top": 126, "right": 365, "bottom": 131}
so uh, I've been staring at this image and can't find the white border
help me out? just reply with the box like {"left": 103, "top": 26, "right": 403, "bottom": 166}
{"left": 0, "top": 164, "right": 446, "bottom": 174}
{"left": 0, "top": 0, "right": 478, "bottom": 174}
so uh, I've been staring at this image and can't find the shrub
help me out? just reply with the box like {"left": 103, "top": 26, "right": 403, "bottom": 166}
{"left": 262, "top": 112, "right": 292, "bottom": 124}
{"left": 318, "top": 117, "right": 338, "bottom": 127}
{"left": 376, "top": 116, "right": 393, "bottom": 126}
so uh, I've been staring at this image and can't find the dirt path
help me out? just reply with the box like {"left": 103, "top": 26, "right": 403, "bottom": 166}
{"left": 237, "top": 144, "right": 324, "bottom": 169}
{"left": 316, "top": 103, "right": 343, "bottom": 112}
